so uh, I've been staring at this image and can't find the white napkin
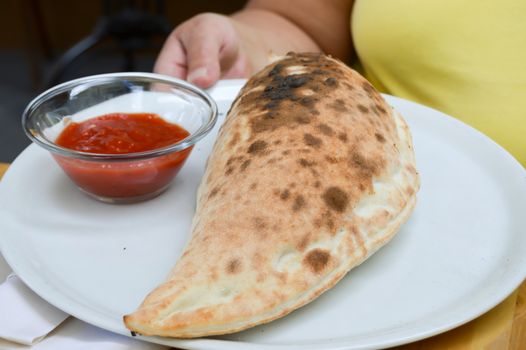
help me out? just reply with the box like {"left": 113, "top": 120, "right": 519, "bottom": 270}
{"left": 0, "top": 318, "right": 167, "bottom": 350}
{"left": 0, "top": 275, "right": 68, "bottom": 345}
{"left": 0, "top": 274, "right": 168, "bottom": 350}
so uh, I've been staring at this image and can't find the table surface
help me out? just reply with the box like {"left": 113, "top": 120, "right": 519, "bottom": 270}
{"left": 0, "top": 162, "right": 524, "bottom": 349}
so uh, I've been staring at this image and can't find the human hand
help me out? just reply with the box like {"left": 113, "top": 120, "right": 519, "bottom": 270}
{"left": 154, "top": 13, "right": 251, "bottom": 88}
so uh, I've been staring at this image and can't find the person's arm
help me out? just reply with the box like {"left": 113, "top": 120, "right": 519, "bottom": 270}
{"left": 154, "top": 0, "right": 354, "bottom": 87}
{"left": 234, "top": 0, "right": 354, "bottom": 69}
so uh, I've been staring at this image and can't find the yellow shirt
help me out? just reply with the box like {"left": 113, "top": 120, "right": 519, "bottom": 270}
{"left": 352, "top": 0, "right": 526, "bottom": 167}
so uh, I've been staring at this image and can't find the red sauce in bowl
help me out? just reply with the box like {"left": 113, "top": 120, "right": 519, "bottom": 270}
{"left": 54, "top": 113, "right": 192, "bottom": 201}
{"left": 56, "top": 113, "right": 190, "bottom": 154}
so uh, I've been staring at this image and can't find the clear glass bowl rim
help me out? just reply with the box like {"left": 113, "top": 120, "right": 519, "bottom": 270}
{"left": 22, "top": 72, "right": 218, "bottom": 161}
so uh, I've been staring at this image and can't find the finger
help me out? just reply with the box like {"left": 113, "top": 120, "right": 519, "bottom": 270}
{"left": 154, "top": 34, "right": 187, "bottom": 79}
{"left": 182, "top": 29, "right": 222, "bottom": 88}
{"left": 182, "top": 14, "right": 244, "bottom": 88}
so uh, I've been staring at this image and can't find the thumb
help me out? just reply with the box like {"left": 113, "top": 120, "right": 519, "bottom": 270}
{"left": 184, "top": 36, "right": 221, "bottom": 88}
{"left": 181, "top": 15, "right": 241, "bottom": 88}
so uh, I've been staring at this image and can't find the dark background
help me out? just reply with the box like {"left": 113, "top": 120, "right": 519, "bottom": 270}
{"left": 0, "top": 0, "right": 246, "bottom": 162}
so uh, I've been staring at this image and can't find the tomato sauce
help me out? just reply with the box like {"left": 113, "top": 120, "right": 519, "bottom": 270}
{"left": 54, "top": 113, "right": 192, "bottom": 201}
{"left": 56, "top": 113, "right": 190, "bottom": 154}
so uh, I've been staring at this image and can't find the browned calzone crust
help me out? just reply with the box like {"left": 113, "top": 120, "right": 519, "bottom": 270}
{"left": 124, "top": 53, "right": 419, "bottom": 337}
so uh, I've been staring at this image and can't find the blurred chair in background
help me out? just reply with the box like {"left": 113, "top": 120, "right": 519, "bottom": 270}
{"left": 43, "top": 0, "right": 171, "bottom": 88}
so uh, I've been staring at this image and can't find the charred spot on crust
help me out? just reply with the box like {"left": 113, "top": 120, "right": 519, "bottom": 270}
{"left": 280, "top": 189, "right": 290, "bottom": 200}
{"left": 208, "top": 186, "right": 220, "bottom": 199}
{"left": 226, "top": 156, "right": 237, "bottom": 167}
{"left": 247, "top": 54, "right": 343, "bottom": 134}
{"left": 240, "top": 159, "right": 251, "bottom": 171}
{"left": 375, "top": 133, "right": 386, "bottom": 143}
{"left": 324, "top": 77, "right": 337, "bottom": 86}
{"left": 286, "top": 75, "right": 311, "bottom": 88}
{"left": 350, "top": 152, "right": 379, "bottom": 177}
{"left": 304, "top": 249, "right": 330, "bottom": 273}
{"left": 299, "top": 158, "right": 315, "bottom": 167}
{"left": 357, "top": 104, "right": 369, "bottom": 113}
{"left": 261, "top": 75, "right": 311, "bottom": 102}
{"left": 229, "top": 132, "right": 240, "bottom": 147}
{"left": 292, "top": 194, "right": 306, "bottom": 211}
{"left": 247, "top": 140, "right": 268, "bottom": 154}
{"left": 328, "top": 99, "right": 347, "bottom": 112}
{"left": 253, "top": 216, "right": 267, "bottom": 229}
{"left": 265, "top": 111, "right": 276, "bottom": 119}
{"left": 300, "top": 96, "right": 316, "bottom": 107}
{"left": 304, "top": 133, "right": 322, "bottom": 148}
{"left": 325, "top": 155, "right": 339, "bottom": 164}
{"left": 265, "top": 101, "right": 279, "bottom": 110}
{"left": 375, "top": 103, "right": 387, "bottom": 114}
{"left": 323, "top": 186, "right": 349, "bottom": 212}
{"left": 226, "top": 259, "right": 242, "bottom": 274}
{"left": 268, "top": 63, "right": 284, "bottom": 76}
{"left": 343, "top": 82, "right": 354, "bottom": 90}
{"left": 326, "top": 216, "right": 336, "bottom": 230}
{"left": 362, "top": 81, "right": 375, "bottom": 96}
{"left": 317, "top": 123, "right": 334, "bottom": 136}
{"left": 295, "top": 115, "right": 312, "bottom": 124}
{"left": 252, "top": 117, "right": 279, "bottom": 133}
{"left": 338, "top": 132, "right": 348, "bottom": 142}
{"left": 351, "top": 153, "right": 366, "bottom": 167}
{"left": 297, "top": 234, "right": 311, "bottom": 251}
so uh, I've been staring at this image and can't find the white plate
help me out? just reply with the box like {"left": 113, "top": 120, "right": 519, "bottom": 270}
{"left": 1, "top": 80, "right": 525, "bottom": 350}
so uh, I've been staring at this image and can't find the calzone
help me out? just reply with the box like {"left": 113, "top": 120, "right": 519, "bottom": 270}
{"left": 124, "top": 52, "right": 420, "bottom": 337}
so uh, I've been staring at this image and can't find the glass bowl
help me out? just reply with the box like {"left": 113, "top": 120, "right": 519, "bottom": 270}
{"left": 22, "top": 72, "right": 217, "bottom": 204}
